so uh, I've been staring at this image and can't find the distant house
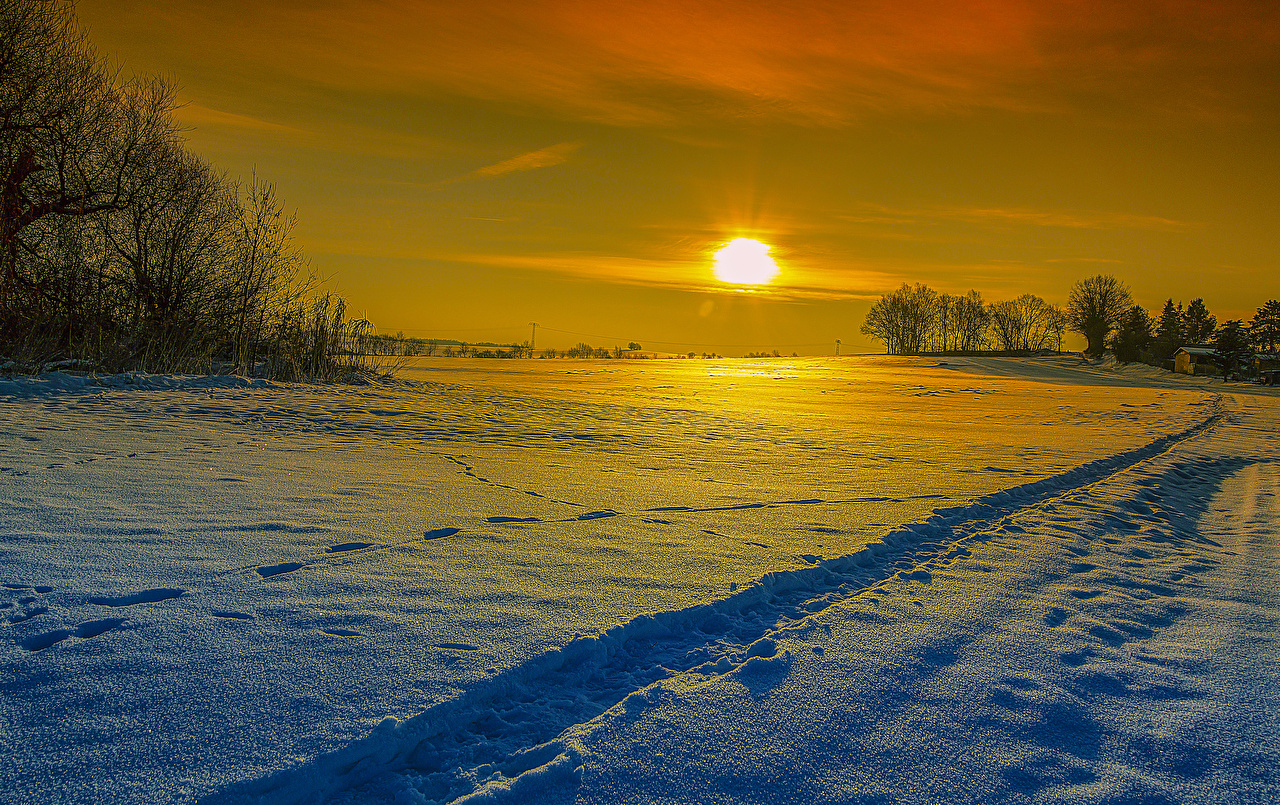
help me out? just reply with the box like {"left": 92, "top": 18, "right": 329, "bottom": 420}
{"left": 1256, "top": 353, "right": 1280, "bottom": 385}
{"left": 1174, "top": 346, "right": 1217, "bottom": 375}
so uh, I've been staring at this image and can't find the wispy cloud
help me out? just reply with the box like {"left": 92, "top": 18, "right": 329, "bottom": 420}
{"left": 841, "top": 203, "right": 1196, "bottom": 232}
{"left": 938, "top": 207, "right": 1193, "bottom": 231}
{"left": 174, "top": 103, "right": 301, "bottom": 133}
{"left": 142, "top": 0, "right": 1280, "bottom": 127}
{"left": 1044, "top": 257, "right": 1125, "bottom": 263}
{"left": 440, "top": 142, "right": 582, "bottom": 185}
{"left": 381, "top": 250, "right": 925, "bottom": 302}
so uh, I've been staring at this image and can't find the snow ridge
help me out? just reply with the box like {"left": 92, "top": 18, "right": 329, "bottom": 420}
{"left": 206, "top": 404, "right": 1224, "bottom": 805}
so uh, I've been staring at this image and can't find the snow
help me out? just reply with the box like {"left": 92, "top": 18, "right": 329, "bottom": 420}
{"left": 1, "top": 356, "right": 1276, "bottom": 804}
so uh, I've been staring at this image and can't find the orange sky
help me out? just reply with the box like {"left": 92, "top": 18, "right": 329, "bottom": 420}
{"left": 79, "top": 0, "right": 1279, "bottom": 352}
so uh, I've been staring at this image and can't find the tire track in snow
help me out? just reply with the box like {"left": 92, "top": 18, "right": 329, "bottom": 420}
{"left": 206, "top": 405, "right": 1225, "bottom": 805}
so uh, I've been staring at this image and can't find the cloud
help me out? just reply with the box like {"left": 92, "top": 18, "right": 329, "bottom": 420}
{"left": 840, "top": 203, "right": 1195, "bottom": 232}
{"left": 301, "top": 237, "right": 870, "bottom": 298}
{"left": 173, "top": 103, "right": 301, "bottom": 133}
{"left": 937, "top": 207, "right": 1193, "bottom": 231}
{"left": 441, "top": 142, "right": 582, "bottom": 185}
{"left": 137, "top": 0, "right": 1280, "bottom": 127}
{"left": 1044, "top": 257, "right": 1125, "bottom": 263}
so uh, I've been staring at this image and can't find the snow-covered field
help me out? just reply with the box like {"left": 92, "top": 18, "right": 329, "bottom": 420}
{"left": 1, "top": 356, "right": 1276, "bottom": 804}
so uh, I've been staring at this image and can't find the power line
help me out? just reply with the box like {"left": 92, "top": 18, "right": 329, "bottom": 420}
{"left": 373, "top": 325, "right": 526, "bottom": 335}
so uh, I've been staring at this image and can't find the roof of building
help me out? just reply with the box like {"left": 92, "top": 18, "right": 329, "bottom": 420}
{"left": 1176, "top": 346, "right": 1217, "bottom": 356}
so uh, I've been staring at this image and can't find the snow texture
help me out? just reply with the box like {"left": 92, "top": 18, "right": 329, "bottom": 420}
{"left": 1, "top": 355, "right": 1276, "bottom": 804}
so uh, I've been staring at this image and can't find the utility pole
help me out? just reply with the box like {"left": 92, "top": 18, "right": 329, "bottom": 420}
{"left": 835, "top": 339, "right": 841, "bottom": 356}
{"left": 529, "top": 322, "right": 538, "bottom": 354}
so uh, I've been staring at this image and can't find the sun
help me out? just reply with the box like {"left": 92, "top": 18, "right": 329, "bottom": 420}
{"left": 712, "top": 238, "right": 780, "bottom": 285}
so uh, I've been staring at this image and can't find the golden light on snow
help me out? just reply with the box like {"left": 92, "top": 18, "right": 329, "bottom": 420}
{"left": 712, "top": 239, "right": 781, "bottom": 286}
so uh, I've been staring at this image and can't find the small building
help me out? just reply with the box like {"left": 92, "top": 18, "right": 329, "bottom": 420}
{"left": 1256, "top": 353, "right": 1280, "bottom": 385}
{"left": 1174, "top": 346, "right": 1217, "bottom": 375}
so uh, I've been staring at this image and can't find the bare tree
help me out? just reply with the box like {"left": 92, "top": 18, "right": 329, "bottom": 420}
{"left": 97, "top": 142, "right": 238, "bottom": 368}
{"left": 952, "top": 290, "right": 992, "bottom": 351}
{"left": 0, "top": 0, "right": 177, "bottom": 326}
{"left": 930, "top": 293, "right": 957, "bottom": 351}
{"left": 1066, "top": 275, "right": 1132, "bottom": 356}
{"left": 989, "top": 294, "right": 1062, "bottom": 351}
{"left": 861, "top": 282, "right": 940, "bottom": 355}
{"left": 228, "top": 173, "right": 307, "bottom": 371}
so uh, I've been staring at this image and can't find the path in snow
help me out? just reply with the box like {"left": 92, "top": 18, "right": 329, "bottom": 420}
{"left": 312, "top": 392, "right": 1280, "bottom": 805}
{"left": 0, "top": 357, "right": 1268, "bottom": 804}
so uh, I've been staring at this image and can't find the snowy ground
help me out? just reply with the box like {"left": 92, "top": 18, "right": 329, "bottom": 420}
{"left": 0, "top": 356, "right": 1275, "bottom": 804}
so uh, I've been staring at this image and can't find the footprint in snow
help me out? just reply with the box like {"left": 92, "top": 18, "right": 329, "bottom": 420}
{"left": 21, "top": 629, "right": 71, "bottom": 652}
{"left": 434, "top": 642, "right": 480, "bottom": 651}
{"left": 424, "top": 527, "right": 460, "bottom": 540}
{"left": 1043, "top": 607, "right": 1070, "bottom": 627}
{"left": 1069, "top": 588, "right": 1105, "bottom": 599}
{"left": 8, "top": 606, "right": 47, "bottom": 623}
{"left": 212, "top": 611, "right": 254, "bottom": 621}
{"left": 486, "top": 516, "right": 539, "bottom": 524}
{"left": 74, "top": 618, "right": 125, "bottom": 638}
{"left": 574, "top": 510, "right": 617, "bottom": 521}
{"left": 4, "top": 584, "right": 52, "bottom": 595}
{"left": 89, "top": 588, "right": 185, "bottom": 607}
{"left": 325, "top": 542, "right": 373, "bottom": 553}
{"left": 256, "top": 563, "right": 305, "bottom": 579}
{"left": 21, "top": 618, "right": 124, "bottom": 652}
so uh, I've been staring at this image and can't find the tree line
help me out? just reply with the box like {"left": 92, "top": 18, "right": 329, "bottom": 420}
{"left": 861, "top": 273, "right": 1280, "bottom": 380}
{"left": 860, "top": 285, "right": 1065, "bottom": 355}
{"left": 0, "top": 0, "right": 375, "bottom": 379}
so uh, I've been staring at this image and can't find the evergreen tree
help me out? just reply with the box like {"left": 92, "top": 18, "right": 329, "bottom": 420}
{"left": 1249, "top": 300, "right": 1280, "bottom": 354}
{"left": 1182, "top": 298, "right": 1217, "bottom": 345}
{"left": 1156, "top": 299, "right": 1182, "bottom": 340}
{"left": 1213, "top": 321, "right": 1253, "bottom": 381}
{"left": 1112, "top": 305, "right": 1153, "bottom": 363}
{"left": 1150, "top": 299, "right": 1183, "bottom": 362}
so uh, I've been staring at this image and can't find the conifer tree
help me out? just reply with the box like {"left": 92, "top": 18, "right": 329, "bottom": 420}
{"left": 1213, "top": 321, "right": 1253, "bottom": 381}
{"left": 1112, "top": 305, "right": 1153, "bottom": 363}
{"left": 1182, "top": 298, "right": 1217, "bottom": 345}
{"left": 1150, "top": 299, "right": 1183, "bottom": 362}
{"left": 1249, "top": 300, "right": 1280, "bottom": 354}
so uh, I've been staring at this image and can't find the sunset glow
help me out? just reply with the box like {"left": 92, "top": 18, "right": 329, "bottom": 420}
{"left": 7, "top": 2, "right": 1280, "bottom": 802}
{"left": 73, "top": 0, "right": 1280, "bottom": 350}
{"left": 712, "top": 239, "right": 781, "bottom": 286}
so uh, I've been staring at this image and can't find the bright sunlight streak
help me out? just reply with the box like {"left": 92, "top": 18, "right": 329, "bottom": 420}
{"left": 712, "top": 238, "right": 780, "bottom": 285}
